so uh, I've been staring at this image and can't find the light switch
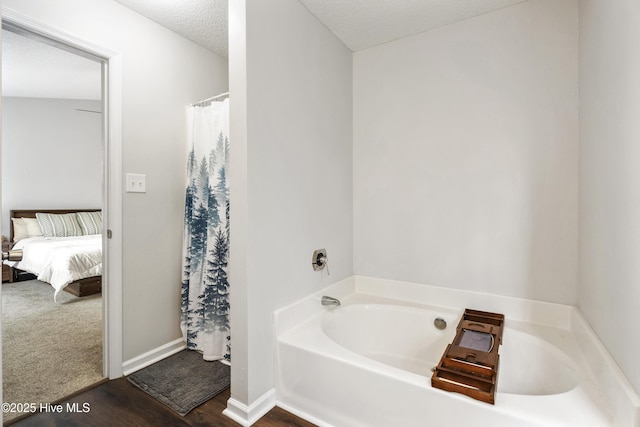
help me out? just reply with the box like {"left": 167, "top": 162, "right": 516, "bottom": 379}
{"left": 126, "top": 173, "right": 146, "bottom": 193}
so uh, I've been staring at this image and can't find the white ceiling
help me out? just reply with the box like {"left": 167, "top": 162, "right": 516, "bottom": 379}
{"left": 113, "top": 0, "right": 229, "bottom": 58}
{"left": 2, "top": 0, "right": 527, "bottom": 100}
{"left": 2, "top": 29, "right": 102, "bottom": 100}
{"left": 298, "top": 0, "right": 526, "bottom": 52}
{"left": 113, "top": 0, "right": 526, "bottom": 57}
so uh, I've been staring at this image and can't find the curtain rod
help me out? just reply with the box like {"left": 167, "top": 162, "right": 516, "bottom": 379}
{"left": 190, "top": 91, "right": 229, "bottom": 107}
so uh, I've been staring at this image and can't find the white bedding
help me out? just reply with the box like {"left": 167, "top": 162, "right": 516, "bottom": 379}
{"left": 5, "top": 235, "right": 102, "bottom": 301}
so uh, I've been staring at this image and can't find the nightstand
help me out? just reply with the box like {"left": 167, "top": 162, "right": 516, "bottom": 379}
{"left": 2, "top": 240, "right": 13, "bottom": 283}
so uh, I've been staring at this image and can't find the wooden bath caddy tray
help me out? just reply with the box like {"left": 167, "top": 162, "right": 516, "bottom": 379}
{"left": 431, "top": 309, "right": 504, "bottom": 404}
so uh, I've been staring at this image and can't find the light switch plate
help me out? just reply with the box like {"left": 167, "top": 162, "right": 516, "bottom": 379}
{"left": 126, "top": 173, "right": 146, "bottom": 193}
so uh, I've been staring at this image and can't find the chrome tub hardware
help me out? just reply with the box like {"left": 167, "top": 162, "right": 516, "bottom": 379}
{"left": 321, "top": 296, "right": 341, "bottom": 307}
{"left": 434, "top": 317, "right": 447, "bottom": 330}
{"left": 312, "top": 248, "right": 329, "bottom": 274}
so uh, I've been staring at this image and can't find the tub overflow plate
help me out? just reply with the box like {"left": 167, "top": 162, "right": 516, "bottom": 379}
{"left": 434, "top": 318, "right": 447, "bottom": 330}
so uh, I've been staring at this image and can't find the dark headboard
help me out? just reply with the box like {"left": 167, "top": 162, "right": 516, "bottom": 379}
{"left": 10, "top": 209, "right": 100, "bottom": 243}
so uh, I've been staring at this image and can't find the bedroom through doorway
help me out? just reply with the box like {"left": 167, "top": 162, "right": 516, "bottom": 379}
{"left": 1, "top": 23, "right": 107, "bottom": 422}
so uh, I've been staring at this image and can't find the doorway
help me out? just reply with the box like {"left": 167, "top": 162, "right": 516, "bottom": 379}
{"left": 0, "top": 13, "right": 123, "bottom": 422}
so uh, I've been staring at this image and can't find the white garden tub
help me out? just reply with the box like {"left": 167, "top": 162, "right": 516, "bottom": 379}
{"left": 323, "top": 304, "right": 580, "bottom": 397}
{"left": 275, "top": 276, "right": 640, "bottom": 427}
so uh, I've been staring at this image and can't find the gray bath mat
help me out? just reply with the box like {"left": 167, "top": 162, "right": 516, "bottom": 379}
{"left": 127, "top": 349, "right": 230, "bottom": 416}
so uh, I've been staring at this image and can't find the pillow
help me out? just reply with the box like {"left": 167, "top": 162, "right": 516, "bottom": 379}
{"left": 11, "top": 218, "right": 29, "bottom": 242}
{"left": 36, "top": 213, "right": 83, "bottom": 237}
{"left": 76, "top": 211, "right": 102, "bottom": 235}
{"left": 23, "top": 217, "right": 43, "bottom": 238}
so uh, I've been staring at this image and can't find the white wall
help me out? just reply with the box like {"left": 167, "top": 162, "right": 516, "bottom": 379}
{"left": 2, "top": 97, "right": 102, "bottom": 238}
{"left": 229, "top": 0, "right": 352, "bottom": 407}
{"left": 579, "top": 0, "right": 640, "bottom": 394}
{"left": 2, "top": 0, "right": 229, "bottom": 361}
{"left": 353, "top": 0, "right": 579, "bottom": 305}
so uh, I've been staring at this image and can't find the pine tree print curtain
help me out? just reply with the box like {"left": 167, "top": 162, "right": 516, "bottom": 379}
{"left": 181, "top": 98, "right": 230, "bottom": 361}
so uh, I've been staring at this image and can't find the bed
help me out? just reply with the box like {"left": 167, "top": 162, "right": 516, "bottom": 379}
{"left": 5, "top": 209, "right": 103, "bottom": 300}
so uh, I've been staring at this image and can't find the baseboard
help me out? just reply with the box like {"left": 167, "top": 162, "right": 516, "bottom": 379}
{"left": 223, "top": 388, "right": 276, "bottom": 426}
{"left": 122, "top": 338, "right": 186, "bottom": 376}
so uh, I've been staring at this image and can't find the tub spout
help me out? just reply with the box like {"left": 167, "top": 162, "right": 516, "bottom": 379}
{"left": 321, "top": 296, "right": 341, "bottom": 307}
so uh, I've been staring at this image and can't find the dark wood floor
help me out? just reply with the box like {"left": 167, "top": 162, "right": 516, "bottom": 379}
{"left": 6, "top": 377, "right": 316, "bottom": 427}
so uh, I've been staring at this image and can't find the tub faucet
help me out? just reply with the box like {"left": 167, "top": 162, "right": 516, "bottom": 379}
{"left": 321, "top": 296, "right": 341, "bottom": 307}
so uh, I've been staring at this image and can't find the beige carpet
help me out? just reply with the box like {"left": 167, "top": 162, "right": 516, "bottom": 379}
{"left": 2, "top": 280, "right": 103, "bottom": 422}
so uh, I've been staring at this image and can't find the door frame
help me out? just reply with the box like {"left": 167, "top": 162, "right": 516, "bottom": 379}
{"left": 0, "top": 7, "right": 123, "bottom": 383}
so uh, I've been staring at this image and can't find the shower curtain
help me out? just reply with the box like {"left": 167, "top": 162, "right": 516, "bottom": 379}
{"left": 181, "top": 98, "right": 230, "bottom": 362}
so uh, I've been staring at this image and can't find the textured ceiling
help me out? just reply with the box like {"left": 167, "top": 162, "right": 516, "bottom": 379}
{"left": 113, "top": 0, "right": 228, "bottom": 58}
{"left": 113, "top": 0, "right": 526, "bottom": 57}
{"left": 299, "top": 0, "right": 526, "bottom": 51}
{"left": 1, "top": 30, "right": 102, "bottom": 100}
{"left": 2, "top": 0, "right": 528, "bottom": 99}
